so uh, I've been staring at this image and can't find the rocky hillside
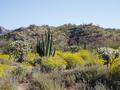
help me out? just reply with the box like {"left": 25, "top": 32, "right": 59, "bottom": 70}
{"left": 0, "top": 26, "right": 9, "bottom": 35}
{"left": 1, "top": 24, "right": 120, "bottom": 50}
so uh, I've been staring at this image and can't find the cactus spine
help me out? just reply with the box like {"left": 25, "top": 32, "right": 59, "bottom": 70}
{"left": 36, "top": 29, "right": 55, "bottom": 57}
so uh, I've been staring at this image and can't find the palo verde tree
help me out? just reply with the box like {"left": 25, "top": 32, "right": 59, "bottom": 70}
{"left": 36, "top": 29, "right": 55, "bottom": 57}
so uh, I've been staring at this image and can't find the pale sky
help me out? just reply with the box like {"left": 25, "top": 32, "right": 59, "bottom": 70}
{"left": 0, "top": 0, "right": 120, "bottom": 29}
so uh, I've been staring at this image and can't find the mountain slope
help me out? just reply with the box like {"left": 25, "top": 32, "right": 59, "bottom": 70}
{"left": 0, "top": 26, "right": 9, "bottom": 35}
{"left": 1, "top": 24, "right": 120, "bottom": 50}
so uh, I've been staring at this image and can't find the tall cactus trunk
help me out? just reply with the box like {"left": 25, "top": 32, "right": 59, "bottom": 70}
{"left": 52, "top": 47, "right": 56, "bottom": 56}
{"left": 49, "top": 34, "right": 53, "bottom": 56}
{"left": 36, "top": 29, "right": 56, "bottom": 57}
{"left": 42, "top": 34, "right": 45, "bottom": 56}
{"left": 46, "top": 29, "right": 50, "bottom": 56}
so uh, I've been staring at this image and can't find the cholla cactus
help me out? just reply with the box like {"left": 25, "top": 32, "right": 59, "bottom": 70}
{"left": 8, "top": 40, "right": 30, "bottom": 62}
{"left": 97, "top": 47, "right": 120, "bottom": 61}
{"left": 97, "top": 47, "right": 120, "bottom": 74}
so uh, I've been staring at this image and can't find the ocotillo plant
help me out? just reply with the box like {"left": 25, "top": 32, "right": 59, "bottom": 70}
{"left": 36, "top": 29, "right": 55, "bottom": 57}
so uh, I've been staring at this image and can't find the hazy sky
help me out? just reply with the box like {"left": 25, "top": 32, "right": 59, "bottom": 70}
{"left": 0, "top": 0, "right": 120, "bottom": 29}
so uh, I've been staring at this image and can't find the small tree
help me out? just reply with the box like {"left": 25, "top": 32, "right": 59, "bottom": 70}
{"left": 8, "top": 40, "right": 30, "bottom": 63}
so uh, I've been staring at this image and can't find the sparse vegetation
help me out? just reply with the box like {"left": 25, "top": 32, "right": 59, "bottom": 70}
{"left": 0, "top": 24, "right": 120, "bottom": 90}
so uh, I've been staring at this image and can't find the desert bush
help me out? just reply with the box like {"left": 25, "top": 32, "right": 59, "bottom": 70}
{"left": 30, "top": 64, "right": 117, "bottom": 90}
{"left": 26, "top": 52, "right": 39, "bottom": 65}
{"left": 64, "top": 45, "right": 81, "bottom": 52}
{"left": 0, "top": 39, "right": 10, "bottom": 53}
{"left": 57, "top": 50, "right": 105, "bottom": 66}
{"left": 0, "top": 54, "right": 10, "bottom": 60}
{"left": 11, "top": 66, "right": 27, "bottom": 82}
{"left": 111, "top": 63, "right": 120, "bottom": 79}
{"left": 0, "top": 54, "right": 14, "bottom": 65}
{"left": 0, "top": 64, "right": 14, "bottom": 78}
{"left": 62, "top": 74, "right": 76, "bottom": 89}
{"left": 62, "top": 64, "right": 120, "bottom": 89}
{"left": 26, "top": 52, "right": 39, "bottom": 61}
{"left": 79, "top": 50, "right": 92, "bottom": 61}
{"left": 79, "top": 49, "right": 93, "bottom": 60}
{"left": 11, "top": 64, "right": 32, "bottom": 82}
{"left": 21, "top": 63, "right": 120, "bottom": 90}
{"left": 0, "top": 59, "right": 12, "bottom": 65}
{"left": 0, "top": 78, "right": 17, "bottom": 90}
{"left": 61, "top": 52, "right": 85, "bottom": 68}
{"left": 8, "top": 40, "right": 30, "bottom": 62}
{"left": 94, "top": 83, "right": 107, "bottom": 90}
{"left": 79, "top": 49, "right": 104, "bottom": 65}
{"left": 76, "top": 81, "right": 108, "bottom": 90}
{"left": 41, "top": 56, "right": 67, "bottom": 72}
{"left": 30, "top": 72, "right": 65, "bottom": 90}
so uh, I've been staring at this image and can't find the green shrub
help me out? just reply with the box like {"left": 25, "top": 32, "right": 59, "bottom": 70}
{"left": 11, "top": 64, "right": 32, "bottom": 82}
{"left": 30, "top": 64, "right": 120, "bottom": 90}
{"left": 30, "top": 72, "right": 65, "bottom": 90}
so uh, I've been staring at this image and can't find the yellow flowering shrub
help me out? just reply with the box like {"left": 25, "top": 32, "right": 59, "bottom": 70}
{"left": 0, "top": 54, "right": 10, "bottom": 60}
{"left": 109, "top": 58, "right": 120, "bottom": 72}
{"left": 56, "top": 50, "right": 63, "bottom": 55}
{"left": 61, "top": 52, "right": 85, "bottom": 68}
{"left": 41, "top": 56, "right": 67, "bottom": 70}
{"left": 79, "top": 49, "right": 104, "bottom": 65}
{"left": 109, "top": 58, "right": 120, "bottom": 77}
{"left": 0, "top": 54, "right": 14, "bottom": 64}
{"left": 79, "top": 49, "right": 92, "bottom": 61}
{"left": 0, "top": 64, "right": 14, "bottom": 77}
{"left": 19, "top": 63, "right": 33, "bottom": 71}
{"left": 26, "top": 52, "right": 39, "bottom": 65}
{"left": 95, "top": 58, "right": 105, "bottom": 65}
{"left": 26, "top": 52, "right": 39, "bottom": 63}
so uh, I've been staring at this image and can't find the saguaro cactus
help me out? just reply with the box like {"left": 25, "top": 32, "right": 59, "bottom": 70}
{"left": 36, "top": 29, "right": 55, "bottom": 57}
